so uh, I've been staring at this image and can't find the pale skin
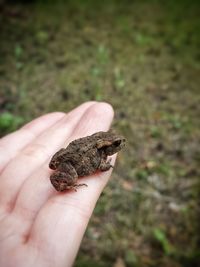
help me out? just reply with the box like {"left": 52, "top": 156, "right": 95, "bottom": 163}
{"left": 0, "top": 102, "right": 116, "bottom": 267}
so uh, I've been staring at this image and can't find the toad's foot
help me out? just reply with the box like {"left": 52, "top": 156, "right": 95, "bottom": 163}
{"left": 99, "top": 158, "right": 113, "bottom": 172}
{"left": 69, "top": 183, "right": 88, "bottom": 192}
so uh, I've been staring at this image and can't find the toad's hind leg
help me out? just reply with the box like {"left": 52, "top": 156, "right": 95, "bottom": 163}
{"left": 50, "top": 162, "right": 88, "bottom": 192}
{"left": 98, "top": 158, "right": 113, "bottom": 172}
{"left": 50, "top": 174, "right": 88, "bottom": 191}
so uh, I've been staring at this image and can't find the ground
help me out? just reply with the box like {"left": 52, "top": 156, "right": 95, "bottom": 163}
{"left": 0, "top": 0, "right": 200, "bottom": 266}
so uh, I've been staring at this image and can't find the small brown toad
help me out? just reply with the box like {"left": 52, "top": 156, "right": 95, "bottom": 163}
{"left": 49, "top": 130, "right": 125, "bottom": 191}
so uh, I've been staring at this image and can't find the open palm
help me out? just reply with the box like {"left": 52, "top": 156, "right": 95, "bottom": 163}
{"left": 0, "top": 102, "right": 115, "bottom": 267}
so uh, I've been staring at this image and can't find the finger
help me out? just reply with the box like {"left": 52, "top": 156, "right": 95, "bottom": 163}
{"left": 27, "top": 103, "right": 114, "bottom": 266}
{"left": 31, "top": 165, "right": 115, "bottom": 266}
{"left": 0, "top": 112, "right": 65, "bottom": 172}
{"left": 0, "top": 102, "right": 96, "bottom": 218}
{"left": 12, "top": 103, "right": 113, "bottom": 229}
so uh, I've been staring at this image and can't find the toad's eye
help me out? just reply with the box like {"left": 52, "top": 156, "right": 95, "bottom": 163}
{"left": 113, "top": 140, "right": 121, "bottom": 146}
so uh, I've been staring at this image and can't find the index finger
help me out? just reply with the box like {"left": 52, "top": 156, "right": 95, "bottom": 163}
{"left": 0, "top": 112, "right": 65, "bottom": 172}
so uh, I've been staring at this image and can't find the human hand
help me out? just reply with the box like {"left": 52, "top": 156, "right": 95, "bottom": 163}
{"left": 0, "top": 102, "right": 115, "bottom": 267}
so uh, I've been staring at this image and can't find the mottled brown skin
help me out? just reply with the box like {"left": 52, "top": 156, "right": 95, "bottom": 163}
{"left": 49, "top": 130, "right": 125, "bottom": 191}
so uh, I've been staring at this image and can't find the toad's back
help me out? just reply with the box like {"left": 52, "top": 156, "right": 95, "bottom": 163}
{"left": 64, "top": 135, "right": 102, "bottom": 176}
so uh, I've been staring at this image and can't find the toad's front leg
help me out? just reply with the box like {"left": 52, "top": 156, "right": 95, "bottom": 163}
{"left": 98, "top": 157, "right": 113, "bottom": 172}
{"left": 50, "top": 162, "right": 87, "bottom": 191}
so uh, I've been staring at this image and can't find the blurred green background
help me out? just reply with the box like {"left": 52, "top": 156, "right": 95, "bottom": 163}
{"left": 0, "top": 0, "right": 200, "bottom": 266}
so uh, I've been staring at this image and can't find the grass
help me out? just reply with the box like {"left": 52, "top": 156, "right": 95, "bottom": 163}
{"left": 1, "top": 0, "right": 200, "bottom": 266}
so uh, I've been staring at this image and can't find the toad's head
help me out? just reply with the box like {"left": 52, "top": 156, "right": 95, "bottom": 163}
{"left": 96, "top": 130, "right": 126, "bottom": 156}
